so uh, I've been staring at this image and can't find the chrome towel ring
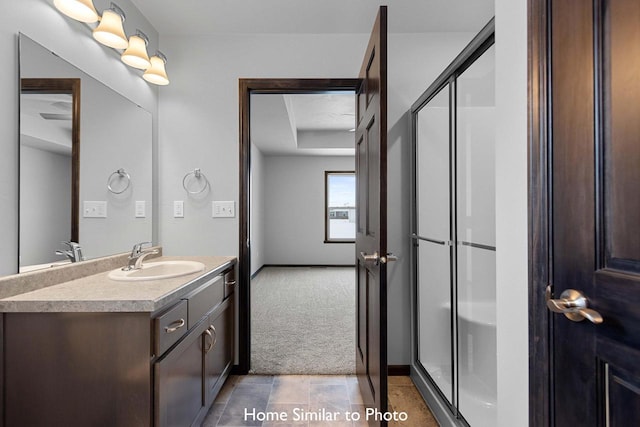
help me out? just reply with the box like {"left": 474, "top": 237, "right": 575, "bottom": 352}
{"left": 107, "top": 168, "right": 131, "bottom": 194}
{"left": 182, "top": 168, "right": 209, "bottom": 194}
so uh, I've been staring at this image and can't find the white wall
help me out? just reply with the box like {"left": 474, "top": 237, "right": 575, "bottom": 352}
{"left": 0, "top": 0, "right": 159, "bottom": 275}
{"left": 250, "top": 144, "right": 265, "bottom": 275}
{"left": 19, "top": 145, "right": 71, "bottom": 265}
{"left": 263, "top": 155, "right": 355, "bottom": 266}
{"left": 495, "top": 0, "right": 529, "bottom": 426}
{"left": 158, "top": 31, "right": 474, "bottom": 364}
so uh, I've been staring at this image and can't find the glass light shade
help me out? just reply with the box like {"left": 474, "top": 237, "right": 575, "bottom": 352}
{"left": 143, "top": 56, "right": 169, "bottom": 85}
{"left": 92, "top": 9, "right": 128, "bottom": 49}
{"left": 121, "top": 35, "right": 151, "bottom": 69}
{"left": 54, "top": 0, "right": 99, "bottom": 23}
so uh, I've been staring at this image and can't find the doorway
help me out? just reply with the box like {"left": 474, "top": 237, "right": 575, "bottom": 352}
{"left": 248, "top": 91, "right": 357, "bottom": 374}
{"left": 237, "top": 79, "right": 360, "bottom": 375}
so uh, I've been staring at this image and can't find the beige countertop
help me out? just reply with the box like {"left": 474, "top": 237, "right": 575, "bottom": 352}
{"left": 0, "top": 256, "right": 236, "bottom": 313}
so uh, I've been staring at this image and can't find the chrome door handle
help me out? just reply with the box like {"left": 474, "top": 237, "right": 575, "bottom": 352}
{"left": 381, "top": 253, "right": 398, "bottom": 264}
{"left": 360, "top": 252, "right": 397, "bottom": 266}
{"left": 545, "top": 286, "right": 603, "bottom": 324}
{"left": 360, "top": 251, "right": 380, "bottom": 265}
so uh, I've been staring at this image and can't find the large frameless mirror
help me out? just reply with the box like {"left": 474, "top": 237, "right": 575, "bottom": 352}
{"left": 18, "top": 34, "right": 153, "bottom": 273}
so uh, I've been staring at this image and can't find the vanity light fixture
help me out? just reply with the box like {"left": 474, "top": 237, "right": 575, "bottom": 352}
{"left": 92, "top": 3, "right": 128, "bottom": 50}
{"left": 53, "top": 0, "right": 170, "bottom": 86}
{"left": 53, "top": 0, "right": 99, "bottom": 23}
{"left": 143, "top": 52, "right": 170, "bottom": 86}
{"left": 121, "top": 30, "right": 151, "bottom": 69}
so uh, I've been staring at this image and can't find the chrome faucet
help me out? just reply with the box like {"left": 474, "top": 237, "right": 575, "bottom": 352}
{"left": 123, "top": 242, "right": 159, "bottom": 271}
{"left": 55, "top": 241, "right": 84, "bottom": 263}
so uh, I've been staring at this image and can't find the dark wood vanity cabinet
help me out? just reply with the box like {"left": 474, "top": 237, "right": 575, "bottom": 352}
{"left": 155, "top": 273, "right": 235, "bottom": 427}
{"left": 1, "top": 265, "right": 235, "bottom": 427}
{"left": 204, "top": 297, "right": 234, "bottom": 404}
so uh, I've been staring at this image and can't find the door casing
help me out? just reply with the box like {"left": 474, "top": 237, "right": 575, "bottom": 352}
{"left": 237, "top": 78, "right": 361, "bottom": 373}
{"left": 528, "top": 0, "right": 552, "bottom": 424}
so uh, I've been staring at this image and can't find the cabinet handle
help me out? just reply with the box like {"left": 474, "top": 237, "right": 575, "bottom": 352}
{"left": 209, "top": 325, "right": 217, "bottom": 349}
{"left": 204, "top": 329, "right": 213, "bottom": 353}
{"left": 225, "top": 280, "right": 236, "bottom": 287}
{"left": 164, "top": 318, "right": 185, "bottom": 333}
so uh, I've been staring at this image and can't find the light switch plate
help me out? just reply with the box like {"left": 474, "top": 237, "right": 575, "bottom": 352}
{"left": 174, "top": 201, "right": 184, "bottom": 218}
{"left": 135, "top": 201, "right": 146, "bottom": 218}
{"left": 83, "top": 201, "right": 107, "bottom": 218}
{"left": 212, "top": 201, "right": 235, "bottom": 218}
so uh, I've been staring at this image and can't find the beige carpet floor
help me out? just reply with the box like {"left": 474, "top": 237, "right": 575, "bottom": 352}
{"left": 250, "top": 266, "right": 356, "bottom": 375}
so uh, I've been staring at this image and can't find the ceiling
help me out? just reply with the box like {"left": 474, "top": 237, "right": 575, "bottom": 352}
{"left": 129, "top": 0, "right": 494, "bottom": 36}
{"left": 129, "top": 0, "right": 494, "bottom": 157}
{"left": 20, "top": 93, "right": 73, "bottom": 155}
{"left": 251, "top": 93, "right": 356, "bottom": 156}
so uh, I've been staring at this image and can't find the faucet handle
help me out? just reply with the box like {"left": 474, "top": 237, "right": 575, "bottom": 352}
{"left": 131, "top": 242, "right": 153, "bottom": 256}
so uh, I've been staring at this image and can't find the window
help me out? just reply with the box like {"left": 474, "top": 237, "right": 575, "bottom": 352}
{"left": 325, "top": 171, "right": 356, "bottom": 243}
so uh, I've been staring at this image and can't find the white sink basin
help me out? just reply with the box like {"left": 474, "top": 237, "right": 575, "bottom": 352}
{"left": 108, "top": 260, "right": 206, "bottom": 282}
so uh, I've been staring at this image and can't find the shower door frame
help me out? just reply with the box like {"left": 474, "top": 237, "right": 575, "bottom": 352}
{"left": 409, "top": 19, "right": 495, "bottom": 427}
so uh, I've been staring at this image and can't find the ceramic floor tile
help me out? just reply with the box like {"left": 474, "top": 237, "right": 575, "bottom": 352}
{"left": 269, "top": 376, "right": 310, "bottom": 405}
{"left": 307, "top": 375, "right": 347, "bottom": 385}
{"left": 309, "top": 383, "right": 349, "bottom": 406}
{"left": 345, "top": 377, "right": 364, "bottom": 405}
{"left": 207, "top": 374, "right": 437, "bottom": 427}
{"left": 349, "top": 404, "right": 369, "bottom": 427}
{"left": 215, "top": 375, "right": 241, "bottom": 405}
{"left": 201, "top": 403, "right": 227, "bottom": 427}
{"left": 388, "top": 376, "right": 414, "bottom": 386}
{"left": 217, "top": 383, "right": 272, "bottom": 427}
{"left": 235, "top": 374, "right": 275, "bottom": 385}
{"left": 388, "top": 384, "right": 438, "bottom": 427}
{"left": 262, "top": 403, "right": 309, "bottom": 427}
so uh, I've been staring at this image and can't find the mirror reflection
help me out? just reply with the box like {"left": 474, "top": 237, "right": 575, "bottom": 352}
{"left": 18, "top": 34, "right": 153, "bottom": 273}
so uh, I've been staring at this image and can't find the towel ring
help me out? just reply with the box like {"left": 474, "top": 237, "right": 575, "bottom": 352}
{"left": 182, "top": 168, "right": 209, "bottom": 195}
{"left": 107, "top": 168, "right": 131, "bottom": 194}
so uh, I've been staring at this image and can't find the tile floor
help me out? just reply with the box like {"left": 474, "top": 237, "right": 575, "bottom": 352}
{"left": 201, "top": 375, "right": 438, "bottom": 427}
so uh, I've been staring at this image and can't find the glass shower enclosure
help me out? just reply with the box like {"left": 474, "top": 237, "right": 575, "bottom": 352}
{"left": 410, "top": 20, "right": 496, "bottom": 427}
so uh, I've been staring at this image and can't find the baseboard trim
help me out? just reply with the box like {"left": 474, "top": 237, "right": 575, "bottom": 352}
{"left": 264, "top": 264, "right": 356, "bottom": 268}
{"left": 388, "top": 365, "right": 411, "bottom": 376}
{"left": 250, "top": 265, "right": 266, "bottom": 280}
{"left": 251, "top": 264, "right": 355, "bottom": 279}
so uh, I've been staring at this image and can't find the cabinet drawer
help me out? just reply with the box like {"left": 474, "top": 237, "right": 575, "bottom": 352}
{"left": 186, "top": 275, "right": 224, "bottom": 329}
{"left": 155, "top": 300, "right": 188, "bottom": 356}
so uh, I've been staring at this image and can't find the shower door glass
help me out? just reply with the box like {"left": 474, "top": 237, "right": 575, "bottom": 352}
{"left": 456, "top": 45, "right": 496, "bottom": 426}
{"left": 415, "top": 86, "right": 453, "bottom": 404}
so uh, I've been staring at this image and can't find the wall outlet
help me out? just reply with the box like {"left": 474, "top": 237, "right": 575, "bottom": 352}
{"left": 174, "top": 201, "right": 184, "bottom": 218}
{"left": 83, "top": 201, "right": 107, "bottom": 218}
{"left": 212, "top": 201, "right": 235, "bottom": 218}
{"left": 135, "top": 201, "right": 146, "bottom": 218}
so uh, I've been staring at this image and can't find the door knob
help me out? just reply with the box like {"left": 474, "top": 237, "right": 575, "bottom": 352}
{"left": 545, "top": 286, "right": 603, "bottom": 324}
{"left": 360, "top": 251, "right": 380, "bottom": 266}
{"left": 360, "top": 252, "right": 398, "bottom": 266}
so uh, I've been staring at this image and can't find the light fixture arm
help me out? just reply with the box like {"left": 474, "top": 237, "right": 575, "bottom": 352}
{"left": 107, "top": 2, "right": 126, "bottom": 22}
{"left": 155, "top": 51, "right": 168, "bottom": 64}
{"left": 135, "top": 30, "right": 149, "bottom": 46}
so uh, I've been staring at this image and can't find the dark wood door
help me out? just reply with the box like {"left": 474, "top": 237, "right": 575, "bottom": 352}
{"left": 547, "top": 0, "right": 640, "bottom": 425}
{"left": 355, "top": 6, "right": 388, "bottom": 425}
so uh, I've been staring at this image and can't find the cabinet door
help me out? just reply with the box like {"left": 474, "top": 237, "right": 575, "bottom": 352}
{"left": 204, "top": 297, "right": 233, "bottom": 405}
{"left": 155, "top": 319, "right": 208, "bottom": 427}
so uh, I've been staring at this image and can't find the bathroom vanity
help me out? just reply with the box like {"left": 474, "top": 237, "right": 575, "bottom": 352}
{"left": 0, "top": 254, "right": 236, "bottom": 427}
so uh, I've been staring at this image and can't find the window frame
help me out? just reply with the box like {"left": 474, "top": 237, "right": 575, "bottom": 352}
{"left": 324, "top": 170, "right": 356, "bottom": 244}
